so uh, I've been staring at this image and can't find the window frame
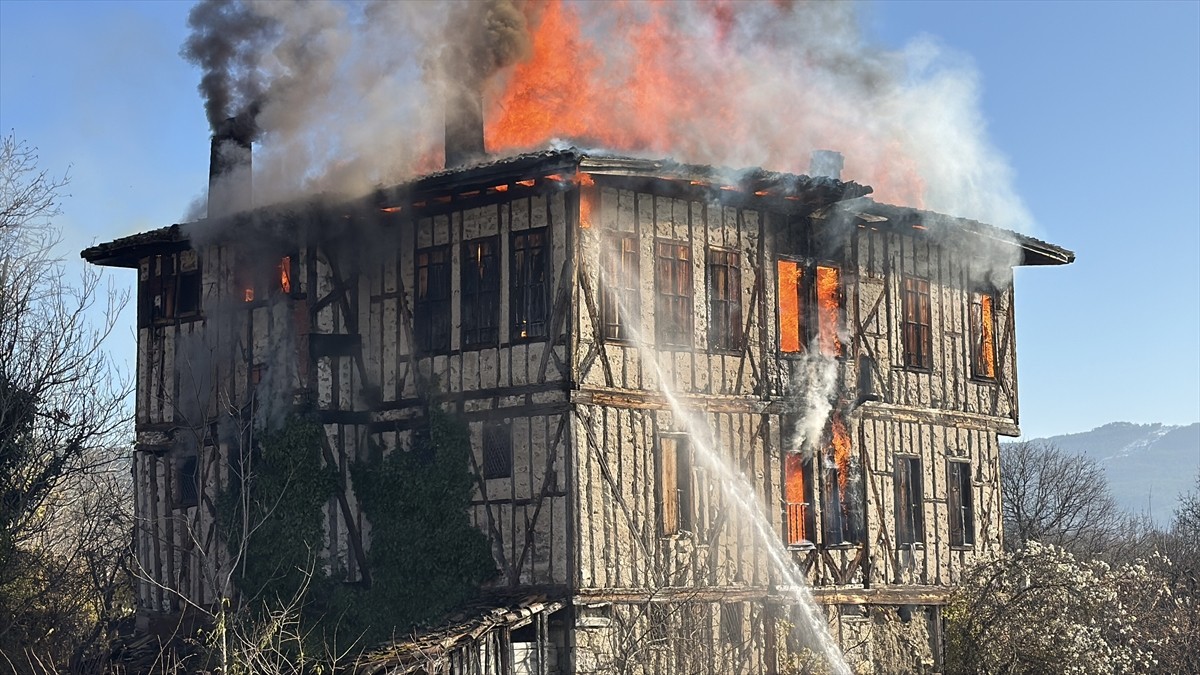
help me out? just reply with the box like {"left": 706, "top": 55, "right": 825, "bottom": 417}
{"left": 657, "top": 433, "right": 694, "bottom": 537}
{"left": 901, "top": 276, "right": 933, "bottom": 371}
{"left": 784, "top": 451, "right": 815, "bottom": 548}
{"left": 414, "top": 244, "right": 452, "bottom": 354}
{"left": 481, "top": 421, "right": 513, "bottom": 480}
{"left": 140, "top": 251, "right": 203, "bottom": 327}
{"left": 510, "top": 227, "right": 550, "bottom": 342}
{"left": 969, "top": 289, "right": 999, "bottom": 382}
{"left": 654, "top": 239, "right": 694, "bottom": 349}
{"left": 706, "top": 247, "right": 743, "bottom": 353}
{"left": 776, "top": 257, "right": 844, "bottom": 358}
{"left": 947, "top": 459, "right": 975, "bottom": 547}
{"left": 818, "top": 415, "right": 864, "bottom": 547}
{"left": 600, "top": 232, "right": 640, "bottom": 343}
{"left": 894, "top": 454, "right": 925, "bottom": 546}
{"left": 461, "top": 236, "right": 501, "bottom": 349}
{"left": 175, "top": 454, "right": 199, "bottom": 509}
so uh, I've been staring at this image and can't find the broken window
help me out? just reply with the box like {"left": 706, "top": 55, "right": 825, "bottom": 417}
{"left": 894, "top": 455, "right": 924, "bottom": 545}
{"left": 948, "top": 460, "right": 975, "bottom": 546}
{"left": 657, "top": 434, "right": 693, "bottom": 536}
{"left": 784, "top": 452, "right": 814, "bottom": 546}
{"left": 139, "top": 251, "right": 201, "bottom": 326}
{"left": 415, "top": 244, "right": 451, "bottom": 353}
{"left": 481, "top": 422, "right": 512, "bottom": 480}
{"left": 278, "top": 255, "right": 293, "bottom": 295}
{"left": 970, "top": 291, "right": 997, "bottom": 380}
{"left": 707, "top": 248, "right": 742, "bottom": 352}
{"left": 601, "top": 234, "right": 639, "bottom": 341}
{"left": 176, "top": 454, "right": 198, "bottom": 508}
{"left": 901, "top": 277, "right": 933, "bottom": 370}
{"left": 511, "top": 228, "right": 548, "bottom": 340}
{"left": 777, "top": 259, "right": 841, "bottom": 356}
{"left": 820, "top": 414, "right": 864, "bottom": 545}
{"left": 655, "top": 240, "right": 693, "bottom": 348}
{"left": 462, "top": 237, "right": 501, "bottom": 347}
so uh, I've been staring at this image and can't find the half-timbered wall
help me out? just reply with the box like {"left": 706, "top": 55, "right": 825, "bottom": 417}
{"left": 567, "top": 178, "right": 1015, "bottom": 646}
{"left": 124, "top": 158, "right": 1033, "bottom": 672}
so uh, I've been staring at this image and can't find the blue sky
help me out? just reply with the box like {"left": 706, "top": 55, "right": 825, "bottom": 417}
{"left": 1, "top": 1, "right": 1196, "bottom": 440}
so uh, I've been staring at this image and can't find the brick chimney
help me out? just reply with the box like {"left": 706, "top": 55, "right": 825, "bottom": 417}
{"left": 208, "top": 115, "right": 254, "bottom": 219}
{"left": 444, "top": 76, "right": 486, "bottom": 169}
{"left": 809, "top": 150, "right": 844, "bottom": 181}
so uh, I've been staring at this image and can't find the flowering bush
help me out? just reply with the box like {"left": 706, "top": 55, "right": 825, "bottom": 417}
{"left": 944, "top": 541, "right": 1189, "bottom": 674}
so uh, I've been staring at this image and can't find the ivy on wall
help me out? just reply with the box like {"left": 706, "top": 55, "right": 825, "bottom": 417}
{"left": 217, "top": 405, "right": 496, "bottom": 651}
{"left": 218, "top": 413, "right": 337, "bottom": 607}
{"left": 350, "top": 405, "right": 498, "bottom": 639}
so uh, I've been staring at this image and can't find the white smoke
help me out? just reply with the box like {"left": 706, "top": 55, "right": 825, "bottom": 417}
{"left": 784, "top": 353, "right": 841, "bottom": 458}
{"left": 181, "top": 1, "right": 1034, "bottom": 234}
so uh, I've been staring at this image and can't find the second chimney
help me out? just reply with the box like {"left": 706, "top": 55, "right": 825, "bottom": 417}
{"left": 444, "top": 76, "right": 486, "bottom": 169}
{"left": 809, "top": 149, "right": 844, "bottom": 181}
{"left": 208, "top": 115, "right": 254, "bottom": 219}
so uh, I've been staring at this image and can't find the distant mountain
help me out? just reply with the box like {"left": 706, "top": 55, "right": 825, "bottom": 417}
{"left": 1008, "top": 422, "right": 1200, "bottom": 525}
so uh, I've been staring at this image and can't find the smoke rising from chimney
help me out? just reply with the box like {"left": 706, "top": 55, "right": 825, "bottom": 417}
{"left": 179, "top": 0, "right": 1034, "bottom": 234}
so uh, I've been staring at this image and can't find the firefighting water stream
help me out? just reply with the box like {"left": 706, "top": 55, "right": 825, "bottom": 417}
{"left": 601, "top": 291, "right": 850, "bottom": 673}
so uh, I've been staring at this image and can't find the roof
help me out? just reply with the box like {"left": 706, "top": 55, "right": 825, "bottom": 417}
{"left": 80, "top": 224, "right": 186, "bottom": 268}
{"left": 80, "top": 148, "right": 1072, "bottom": 268}
{"left": 827, "top": 198, "right": 1075, "bottom": 267}
{"left": 354, "top": 593, "right": 565, "bottom": 675}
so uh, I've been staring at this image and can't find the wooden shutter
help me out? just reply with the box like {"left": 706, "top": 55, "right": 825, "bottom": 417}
{"left": 659, "top": 436, "right": 680, "bottom": 536}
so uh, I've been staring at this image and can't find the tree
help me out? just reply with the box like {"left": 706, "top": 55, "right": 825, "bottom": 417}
{"left": 0, "top": 133, "right": 133, "bottom": 670}
{"left": 1000, "top": 440, "right": 1135, "bottom": 560}
{"left": 945, "top": 541, "right": 1162, "bottom": 675}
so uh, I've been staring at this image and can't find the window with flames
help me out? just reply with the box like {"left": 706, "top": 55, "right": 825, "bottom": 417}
{"left": 784, "top": 413, "right": 864, "bottom": 548}
{"left": 777, "top": 259, "right": 843, "bottom": 358}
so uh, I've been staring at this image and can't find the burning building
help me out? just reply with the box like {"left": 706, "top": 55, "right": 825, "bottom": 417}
{"left": 83, "top": 131, "right": 1072, "bottom": 671}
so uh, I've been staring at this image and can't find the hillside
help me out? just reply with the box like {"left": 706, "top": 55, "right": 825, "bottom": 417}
{"left": 1010, "top": 422, "right": 1200, "bottom": 525}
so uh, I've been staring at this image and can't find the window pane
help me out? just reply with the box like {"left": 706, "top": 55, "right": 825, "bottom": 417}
{"left": 778, "top": 260, "right": 803, "bottom": 353}
{"left": 815, "top": 265, "right": 841, "bottom": 357}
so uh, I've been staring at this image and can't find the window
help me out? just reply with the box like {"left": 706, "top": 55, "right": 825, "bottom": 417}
{"left": 601, "top": 234, "right": 639, "bottom": 341}
{"left": 139, "top": 251, "right": 201, "bottom": 326}
{"left": 657, "top": 434, "right": 693, "bottom": 536}
{"left": 511, "top": 228, "right": 548, "bottom": 340}
{"left": 948, "top": 460, "right": 975, "bottom": 546}
{"left": 778, "top": 260, "right": 805, "bottom": 353}
{"left": 970, "top": 291, "right": 997, "bottom": 380}
{"left": 707, "top": 249, "right": 742, "bottom": 351}
{"left": 894, "top": 455, "right": 924, "bottom": 545}
{"left": 176, "top": 455, "right": 199, "bottom": 508}
{"left": 901, "top": 277, "right": 932, "bottom": 370}
{"left": 784, "top": 452, "right": 814, "bottom": 546}
{"left": 415, "top": 245, "right": 451, "bottom": 352}
{"left": 820, "top": 415, "right": 863, "bottom": 545}
{"left": 462, "top": 237, "right": 500, "bottom": 347}
{"left": 482, "top": 422, "right": 512, "bottom": 479}
{"left": 720, "top": 602, "right": 744, "bottom": 645}
{"left": 777, "top": 259, "right": 841, "bottom": 356}
{"left": 655, "top": 240, "right": 693, "bottom": 348}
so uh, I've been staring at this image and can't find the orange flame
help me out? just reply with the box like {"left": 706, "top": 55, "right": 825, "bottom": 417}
{"left": 279, "top": 256, "right": 292, "bottom": 294}
{"left": 815, "top": 265, "right": 841, "bottom": 357}
{"left": 979, "top": 293, "right": 996, "bottom": 378}
{"left": 777, "top": 260, "right": 803, "bottom": 353}
{"left": 830, "top": 414, "right": 852, "bottom": 491}
{"left": 243, "top": 288, "right": 254, "bottom": 303}
{"left": 785, "top": 453, "right": 807, "bottom": 544}
{"left": 485, "top": 0, "right": 925, "bottom": 206}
